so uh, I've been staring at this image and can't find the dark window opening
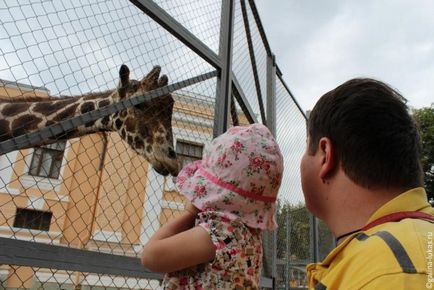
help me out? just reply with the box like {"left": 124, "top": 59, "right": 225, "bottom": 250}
{"left": 176, "top": 140, "right": 203, "bottom": 168}
{"left": 13, "top": 208, "right": 52, "bottom": 231}
{"left": 29, "top": 141, "right": 66, "bottom": 179}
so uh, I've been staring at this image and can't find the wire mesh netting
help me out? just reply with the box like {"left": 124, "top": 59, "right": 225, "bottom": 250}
{"left": 275, "top": 77, "right": 310, "bottom": 289}
{"left": 0, "top": 1, "right": 329, "bottom": 289}
{"left": 232, "top": 0, "right": 265, "bottom": 123}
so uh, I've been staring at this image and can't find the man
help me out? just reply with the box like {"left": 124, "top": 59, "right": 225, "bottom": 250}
{"left": 300, "top": 78, "right": 434, "bottom": 289}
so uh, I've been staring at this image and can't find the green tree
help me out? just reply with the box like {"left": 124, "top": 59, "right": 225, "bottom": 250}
{"left": 413, "top": 106, "right": 434, "bottom": 200}
{"left": 276, "top": 202, "right": 334, "bottom": 262}
{"left": 276, "top": 202, "right": 309, "bottom": 261}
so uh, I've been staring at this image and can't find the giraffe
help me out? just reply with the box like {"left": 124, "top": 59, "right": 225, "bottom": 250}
{"left": 0, "top": 65, "right": 180, "bottom": 176}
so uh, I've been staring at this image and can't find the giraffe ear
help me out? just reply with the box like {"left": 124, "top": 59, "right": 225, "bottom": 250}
{"left": 141, "top": 65, "right": 161, "bottom": 91}
{"left": 117, "top": 64, "right": 130, "bottom": 99}
{"left": 119, "top": 64, "right": 130, "bottom": 87}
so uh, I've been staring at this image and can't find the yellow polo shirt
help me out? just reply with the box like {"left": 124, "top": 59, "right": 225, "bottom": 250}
{"left": 307, "top": 187, "right": 434, "bottom": 290}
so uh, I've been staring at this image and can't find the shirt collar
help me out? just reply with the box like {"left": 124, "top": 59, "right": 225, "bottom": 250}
{"left": 367, "top": 187, "right": 430, "bottom": 224}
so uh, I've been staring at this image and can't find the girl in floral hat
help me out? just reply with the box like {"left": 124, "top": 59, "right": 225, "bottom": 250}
{"left": 141, "top": 123, "right": 284, "bottom": 289}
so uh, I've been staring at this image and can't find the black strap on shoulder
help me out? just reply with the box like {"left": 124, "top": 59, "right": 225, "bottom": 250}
{"left": 314, "top": 282, "right": 327, "bottom": 290}
{"left": 356, "top": 231, "right": 417, "bottom": 273}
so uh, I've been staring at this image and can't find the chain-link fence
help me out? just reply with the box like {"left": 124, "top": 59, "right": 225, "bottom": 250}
{"left": 0, "top": 1, "right": 333, "bottom": 289}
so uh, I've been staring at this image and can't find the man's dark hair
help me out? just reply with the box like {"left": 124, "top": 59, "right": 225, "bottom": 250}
{"left": 308, "top": 78, "right": 423, "bottom": 190}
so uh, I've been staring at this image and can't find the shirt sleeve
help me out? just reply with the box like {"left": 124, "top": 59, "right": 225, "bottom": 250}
{"left": 197, "top": 216, "right": 241, "bottom": 269}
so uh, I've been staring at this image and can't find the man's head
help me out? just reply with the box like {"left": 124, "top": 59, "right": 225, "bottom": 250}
{"left": 301, "top": 78, "right": 423, "bottom": 217}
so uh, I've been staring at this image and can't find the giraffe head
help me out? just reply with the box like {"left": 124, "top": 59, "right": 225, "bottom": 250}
{"left": 110, "top": 65, "right": 179, "bottom": 176}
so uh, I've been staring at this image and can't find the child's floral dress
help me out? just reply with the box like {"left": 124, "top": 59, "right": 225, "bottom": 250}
{"left": 162, "top": 211, "right": 263, "bottom": 290}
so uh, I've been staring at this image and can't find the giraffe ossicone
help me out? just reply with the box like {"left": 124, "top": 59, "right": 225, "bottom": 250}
{"left": 0, "top": 65, "right": 180, "bottom": 176}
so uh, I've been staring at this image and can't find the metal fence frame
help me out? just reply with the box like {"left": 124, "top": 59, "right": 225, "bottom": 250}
{"left": 0, "top": 0, "right": 318, "bottom": 289}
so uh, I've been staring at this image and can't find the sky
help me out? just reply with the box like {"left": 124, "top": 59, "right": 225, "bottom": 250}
{"left": 255, "top": 0, "right": 434, "bottom": 112}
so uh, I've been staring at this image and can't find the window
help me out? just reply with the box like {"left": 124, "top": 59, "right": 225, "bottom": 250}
{"left": 29, "top": 141, "right": 66, "bottom": 179}
{"left": 13, "top": 208, "right": 52, "bottom": 231}
{"left": 176, "top": 140, "right": 203, "bottom": 167}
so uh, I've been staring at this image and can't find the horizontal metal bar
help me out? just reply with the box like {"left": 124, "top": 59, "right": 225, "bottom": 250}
{"left": 0, "top": 237, "right": 162, "bottom": 280}
{"left": 0, "top": 236, "right": 274, "bottom": 286}
{"left": 0, "top": 70, "right": 218, "bottom": 155}
{"left": 130, "top": 0, "right": 221, "bottom": 69}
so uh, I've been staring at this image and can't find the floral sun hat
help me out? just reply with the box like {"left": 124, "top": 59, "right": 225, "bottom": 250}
{"left": 176, "top": 123, "right": 284, "bottom": 230}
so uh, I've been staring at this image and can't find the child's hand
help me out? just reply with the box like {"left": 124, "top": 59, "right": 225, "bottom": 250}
{"left": 184, "top": 200, "right": 200, "bottom": 216}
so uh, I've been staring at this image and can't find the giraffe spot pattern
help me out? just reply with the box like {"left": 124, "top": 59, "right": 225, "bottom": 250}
{"left": 11, "top": 115, "right": 43, "bottom": 137}
{"left": 115, "top": 119, "right": 122, "bottom": 130}
{"left": 0, "top": 119, "right": 11, "bottom": 141}
{"left": 101, "top": 116, "right": 110, "bottom": 126}
{"left": 98, "top": 100, "right": 110, "bottom": 108}
{"left": 53, "top": 104, "right": 79, "bottom": 122}
{"left": 134, "top": 137, "right": 144, "bottom": 149}
{"left": 33, "top": 98, "right": 76, "bottom": 115}
{"left": 124, "top": 118, "right": 135, "bottom": 131}
{"left": 120, "top": 110, "right": 127, "bottom": 118}
{"left": 83, "top": 91, "right": 112, "bottom": 100}
{"left": 2, "top": 103, "right": 30, "bottom": 116}
{"left": 138, "top": 124, "right": 149, "bottom": 137}
{"left": 81, "top": 102, "right": 95, "bottom": 114}
{"left": 146, "top": 136, "right": 153, "bottom": 145}
{"left": 156, "top": 136, "right": 164, "bottom": 145}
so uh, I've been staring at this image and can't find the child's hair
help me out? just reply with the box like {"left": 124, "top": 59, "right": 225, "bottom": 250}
{"left": 176, "top": 123, "right": 284, "bottom": 230}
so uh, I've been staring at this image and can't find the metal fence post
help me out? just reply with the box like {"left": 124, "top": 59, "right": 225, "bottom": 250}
{"left": 267, "top": 54, "right": 278, "bottom": 289}
{"left": 213, "top": 0, "right": 235, "bottom": 137}
{"left": 304, "top": 110, "right": 320, "bottom": 264}
{"left": 266, "top": 54, "right": 277, "bottom": 136}
{"left": 240, "top": 0, "right": 266, "bottom": 125}
{"left": 310, "top": 215, "right": 320, "bottom": 263}
{"left": 285, "top": 211, "right": 291, "bottom": 290}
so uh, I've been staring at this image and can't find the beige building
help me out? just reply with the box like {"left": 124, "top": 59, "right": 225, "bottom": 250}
{"left": 0, "top": 79, "right": 247, "bottom": 289}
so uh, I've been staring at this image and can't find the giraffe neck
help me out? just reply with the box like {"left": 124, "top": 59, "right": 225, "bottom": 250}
{"left": 0, "top": 91, "right": 116, "bottom": 145}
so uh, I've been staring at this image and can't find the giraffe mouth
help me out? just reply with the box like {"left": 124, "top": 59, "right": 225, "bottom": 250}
{"left": 151, "top": 146, "right": 180, "bottom": 176}
{"left": 154, "top": 166, "right": 170, "bottom": 176}
{"left": 153, "top": 155, "right": 180, "bottom": 177}
{"left": 154, "top": 165, "right": 180, "bottom": 177}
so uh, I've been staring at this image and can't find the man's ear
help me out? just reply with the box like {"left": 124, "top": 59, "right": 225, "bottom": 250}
{"left": 318, "top": 137, "right": 335, "bottom": 180}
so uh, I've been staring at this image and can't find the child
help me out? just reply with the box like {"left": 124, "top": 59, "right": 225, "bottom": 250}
{"left": 141, "top": 123, "right": 284, "bottom": 289}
